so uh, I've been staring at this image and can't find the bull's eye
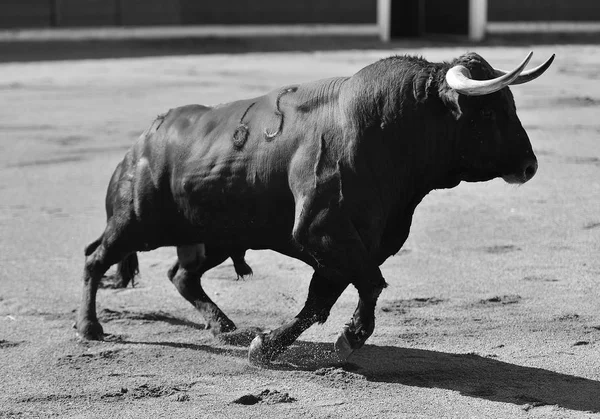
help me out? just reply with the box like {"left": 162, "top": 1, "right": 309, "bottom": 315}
{"left": 481, "top": 109, "right": 494, "bottom": 119}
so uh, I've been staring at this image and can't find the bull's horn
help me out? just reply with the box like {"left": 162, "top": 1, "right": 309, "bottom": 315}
{"left": 493, "top": 54, "right": 555, "bottom": 85}
{"left": 445, "top": 51, "right": 533, "bottom": 96}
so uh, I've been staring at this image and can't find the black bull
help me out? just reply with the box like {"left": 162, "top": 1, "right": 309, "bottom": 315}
{"left": 76, "top": 52, "right": 554, "bottom": 365}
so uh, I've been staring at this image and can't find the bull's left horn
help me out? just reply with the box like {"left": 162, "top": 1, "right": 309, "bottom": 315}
{"left": 494, "top": 54, "right": 555, "bottom": 85}
{"left": 446, "top": 51, "right": 533, "bottom": 96}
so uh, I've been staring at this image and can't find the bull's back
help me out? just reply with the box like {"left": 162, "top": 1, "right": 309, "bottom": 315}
{"left": 160, "top": 100, "right": 299, "bottom": 245}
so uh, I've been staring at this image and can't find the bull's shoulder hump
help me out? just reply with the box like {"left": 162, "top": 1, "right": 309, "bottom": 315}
{"left": 291, "top": 77, "right": 349, "bottom": 114}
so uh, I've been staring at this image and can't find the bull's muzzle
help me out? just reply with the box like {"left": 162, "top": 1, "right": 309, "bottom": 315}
{"left": 503, "top": 157, "right": 538, "bottom": 184}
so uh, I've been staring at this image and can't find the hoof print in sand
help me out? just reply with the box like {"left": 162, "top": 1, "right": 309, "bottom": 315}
{"left": 517, "top": 394, "right": 549, "bottom": 411}
{"left": 232, "top": 389, "right": 296, "bottom": 405}
{"left": 555, "top": 313, "right": 580, "bottom": 322}
{"left": 0, "top": 339, "right": 23, "bottom": 349}
{"left": 483, "top": 245, "right": 521, "bottom": 254}
{"left": 381, "top": 297, "right": 444, "bottom": 314}
{"left": 57, "top": 349, "right": 124, "bottom": 368}
{"left": 479, "top": 295, "right": 521, "bottom": 305}
{"left": 522, "top": 275, "right": 559, "bottom": 282}
{"left": 101, "top": 384, "right": 191, "bottom": 400}
{"left": 131, "top": 383, "right": 189, "bottom": 399}
{"left": 313, "top": 367, "right": 366, "bottom": 387}
{"left": 583, "top": 221, "right": 600, "bottom": 230}
{"left": 99, "top": 308, "right": 205, "bottom": 330}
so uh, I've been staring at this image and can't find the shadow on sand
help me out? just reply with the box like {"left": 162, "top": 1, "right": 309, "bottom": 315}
{"left": 278, "top": 341, "right": 600, "bottom": 413}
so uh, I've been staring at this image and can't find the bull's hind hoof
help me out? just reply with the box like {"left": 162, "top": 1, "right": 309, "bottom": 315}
{"left": 248, "top": 333, "right": 275, "bottom": 366}
{"left": 76, "top": 320, "right": 104, "bottom": 340}
{"left": 207, "top": 318, "right": 237, "bottom": 336}
{"left": 334, "top": 329, "right": 355, "bottom": 362}
{"left": 233, "top": 260, "right": 253, "bottom": 279}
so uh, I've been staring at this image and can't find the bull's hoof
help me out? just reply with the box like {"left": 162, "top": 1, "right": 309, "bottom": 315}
{"left": 233, "top": 260, "right": 253, "bottom": 279}
{"left": 76, "top": 320, "right": 104, "bottom": 340}
{"left": 334, "top": 329, "right": 355, "bottom": 362}
{"left": 167, "top": 261, "right": 179, "bottom": 282}
{"left": 207, "top": 318, "right": 237, "bottom": 336}
{"left": 248, "top": 333, "right": 275, "bottom": 366}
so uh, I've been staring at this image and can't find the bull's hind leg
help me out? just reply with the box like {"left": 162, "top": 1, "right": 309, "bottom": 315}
{"left": 76, "top": 224, "right": 138, "bottom": 340}
{"left": 167, "top": 249, "right": 253, "bottom": 282}
{"left": 168, "top": 244, "right": 236, "bottom": 333}
{"left": 248, "top": 271, "right": 348, "bottom": 365}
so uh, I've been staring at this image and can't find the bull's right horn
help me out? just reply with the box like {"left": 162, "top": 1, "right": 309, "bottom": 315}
{"left": 493, "top": 54, "right": 555, "bottom": 85}
{"left": 446, "top": 51, "right": 533, "bottom": 96}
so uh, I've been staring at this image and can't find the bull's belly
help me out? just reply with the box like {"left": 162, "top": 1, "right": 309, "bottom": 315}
{"left": 172, "top": 186, "right": 296, "bottom": 249}
{"left": 164, "top": 143, "right": 298, "bottom": 249}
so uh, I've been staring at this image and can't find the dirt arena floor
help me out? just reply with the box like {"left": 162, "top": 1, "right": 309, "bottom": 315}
{"left": 0, "top": 39, "right": 599, "bottom": 418}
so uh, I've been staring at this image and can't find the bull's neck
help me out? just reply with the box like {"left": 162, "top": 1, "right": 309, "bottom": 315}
{"left": 342, "top": 64, "right": 460, "bottom": 200}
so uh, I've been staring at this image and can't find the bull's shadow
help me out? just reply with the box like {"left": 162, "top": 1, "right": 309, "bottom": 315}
{"left": 278, "top": 341, "right": 600, "bottom": 414}
{"left": 112, "top": 319, "right": 600, "bottom": 414}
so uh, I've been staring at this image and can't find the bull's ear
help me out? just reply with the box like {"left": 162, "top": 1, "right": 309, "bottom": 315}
{"left": 439, "top": 85, "right": 462, "bottom": 120}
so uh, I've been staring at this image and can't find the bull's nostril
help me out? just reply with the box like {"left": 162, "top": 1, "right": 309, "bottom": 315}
{"left": 524, "top": 161, "right": 537, "bottom": 180}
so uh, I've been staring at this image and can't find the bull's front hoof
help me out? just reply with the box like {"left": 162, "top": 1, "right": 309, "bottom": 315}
{"left": 248, "top": 333, "right": 274, "bottom": 366}
{"left": 76, "top": 320, "right": 104, "bottom": 340}
{"left": 334, "top": 329, "right": 355, "bottom": 362}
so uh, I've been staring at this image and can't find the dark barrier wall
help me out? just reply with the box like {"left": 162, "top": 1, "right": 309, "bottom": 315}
{"left": 55, "top": 0, "right": 118, "bottom": 26}
{"left": 179, "top": 0, "right": 374, "bottom": 25}
{"left": 0, "top": 0, "right": 375, "bottom": 28}
{"left": 380, "top": 0, "right": 423, "bottom": 37}
{"left": 0, "top": 0, "right": 51, "bottom": 28}
{"left": 424, "top": 0, "right": 469, "bottom": 35}
{"left": 119, "top": 0, "right": 180, "bottom": 26}
{"left": 1, "top": 0, "right": 599, "bottom": 29}
{"left": 488, "top": 0, "right": 600, "bottom": 21}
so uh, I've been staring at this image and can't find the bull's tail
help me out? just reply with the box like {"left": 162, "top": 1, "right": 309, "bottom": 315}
{"left": 114, "top": 253, "right": 140, "bottom": 288}
{"left": 101, "top": 157, "right": 140, "bottom": 288}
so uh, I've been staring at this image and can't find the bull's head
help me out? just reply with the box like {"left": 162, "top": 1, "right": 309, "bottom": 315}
{"left": 441, "top": 51, "right": 554, "bottom": 184}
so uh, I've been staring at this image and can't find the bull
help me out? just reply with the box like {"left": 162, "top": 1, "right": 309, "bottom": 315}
{"left": 76, "top": 51, "right": 554, "bottom": 365}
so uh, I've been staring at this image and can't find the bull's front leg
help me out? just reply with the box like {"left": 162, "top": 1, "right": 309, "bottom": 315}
{"left": 249, "top": 193, "right": 385, "bottom": 365}
{"left": 297, "top": 202, "right": 387, "bottom": 363}
{"left": 248, "top": 271, "right": 348, "bottom": 365}
{"left": 334, "top": 282, "right": 385, "bottom": 362}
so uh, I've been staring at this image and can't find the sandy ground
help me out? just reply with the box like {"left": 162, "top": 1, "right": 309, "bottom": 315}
{"left": 0, "top": 42, "right": 599, "bottom": 418}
